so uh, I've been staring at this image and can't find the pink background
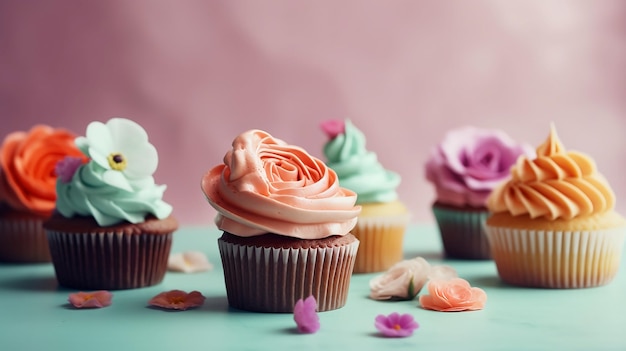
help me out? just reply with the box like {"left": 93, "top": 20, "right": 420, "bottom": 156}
{"left": 2, "top": 0, "right": 626, "bottom": 226}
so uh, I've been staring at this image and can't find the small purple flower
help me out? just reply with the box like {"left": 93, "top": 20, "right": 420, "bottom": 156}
{"left": 55, "top": 156, "right": 84, "bottom": 183}
{"left": 293, "top": 296, "right": 320, "bottom": 334}
{"left": 374, "top": 312, "right": 419, "bottom": 337}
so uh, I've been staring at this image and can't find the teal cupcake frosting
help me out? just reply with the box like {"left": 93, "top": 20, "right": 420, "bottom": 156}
{"left": 54, "top": 118, "right": 173, "bottom": 226}
{"left": 56, "top": 161, "right": 172, "bottom": 226}
{"left": 322, "top": 120, "right": 400, "bottom": 205}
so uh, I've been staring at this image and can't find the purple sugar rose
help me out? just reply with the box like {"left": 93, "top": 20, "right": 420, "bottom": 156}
{"left": 425, "top": 127, "right": 534, "bottom": 207}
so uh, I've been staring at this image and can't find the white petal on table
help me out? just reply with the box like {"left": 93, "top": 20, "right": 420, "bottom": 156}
{"left": 168, "top": 251, "right": 213, "bottom": 273}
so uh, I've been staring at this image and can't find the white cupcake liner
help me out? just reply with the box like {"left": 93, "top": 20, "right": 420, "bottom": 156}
{"left": 352, "top": 215, "right": 408, "bottom": 273}
{"left": 0, "top": 214, "right": 51, "bottom": 263}
{"left": 432, "top": 206, "right": 491, "bottom": 259}
{"left": 218, "top": 238, "right": 359, "bottom": 312}
{"left": 484, "top": 226, "right": 626, "bottom": 288}
{"left": 47, "top": 230, "right": 173, "bottom": 290}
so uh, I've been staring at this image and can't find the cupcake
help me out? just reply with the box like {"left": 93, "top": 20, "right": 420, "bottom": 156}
{"left": 321, "top": 120, "right": 409, "bottom": 273}
{"left": 425, "top": 126, "right": 533, "bottom": 259}
{"left": 201, "top": 129, "right": 361, "bottom": 312}
{"left": 484, "top": 125, "right": 626, "bottom": 288}
{"left": 43, "top": 117, "right": 178, "bottom": 290}
{"left": 0, "top": 125, "right": 85, "bottom": 262}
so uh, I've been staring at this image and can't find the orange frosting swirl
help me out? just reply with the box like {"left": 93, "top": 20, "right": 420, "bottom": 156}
{"left": 202, "top": 129, "right": 361, "bottom": 239}
{"left": 487, "top": 125, "right": 615, "bottom": 220}
{"left": 0, "top": 125, "right": 85, "bottom": 216}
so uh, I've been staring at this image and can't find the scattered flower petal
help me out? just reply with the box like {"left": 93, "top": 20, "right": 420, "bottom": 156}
{"left": 369, "top": 257, "right": 458, "bottom": 300}
{"left": 293, "top": 296, "right": 320, "bottom": 334}
{"left": 148, "top": 290, "right": 206, "bottom": 311}
{"left": 168, "top": 251, "right": 213, "bottom": 273}
{"left": 419, "top": 278, "right": 487, "bottom": 312}
{"left": 374, "top": 312, "right": 419, "bottom": 337}
{"left": 68, "top": 291, "right": 113, "bottom": 308}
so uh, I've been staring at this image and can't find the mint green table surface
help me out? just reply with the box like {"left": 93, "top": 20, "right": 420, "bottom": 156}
{"left": 1, "top": 224, "right": 624, "bottom": 351}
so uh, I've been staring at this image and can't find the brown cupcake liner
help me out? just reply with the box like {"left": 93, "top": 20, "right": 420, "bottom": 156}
{"left": 432, "top": 205, "right": 491, "bottom": 260}
{"left": 0, "top": 213, "right": 51, "bottom": 263}
{"left": 484, "top": 226, "right": 626, "bottom": 288}
{"left": 351, "top": 216, "right": 407, "bottom": 273}
{"left": 218, "top": 237, "right": 359, "bottom": 313}
{"left": 46, "top": 230, "right": 173, "bottom": 290}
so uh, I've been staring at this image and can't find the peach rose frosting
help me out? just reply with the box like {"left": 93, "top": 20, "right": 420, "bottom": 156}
{"left": 0, "top": 125, "right": 84, "bottom": 216}
{"left": 487, "top": 125, "right": 615, "bottom": 220}
{"left": 202, "top": 129, "right": 361, "bottom": 239}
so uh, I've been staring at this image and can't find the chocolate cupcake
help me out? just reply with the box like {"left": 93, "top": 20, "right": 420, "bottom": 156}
{"left": 202, "top": 129, "right": 361, "bottom": 312}
{"left": 425, "top": 126, "right": 533, "bottom": 259}
{"left": 44, "top": 117, "right": 177, "bottom": 289}
{"left": 0, "top": 125, "right": 85, "bottom": 263}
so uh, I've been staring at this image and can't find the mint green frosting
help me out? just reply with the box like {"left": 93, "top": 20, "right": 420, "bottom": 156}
{"left": 56, "top": 162, "right": 173, "bottom": 226}
{"left": 323, "top": 120, "right": 400, "bottom": 204}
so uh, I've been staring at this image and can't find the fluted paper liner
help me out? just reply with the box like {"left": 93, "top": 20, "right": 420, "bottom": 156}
{"left": 484, "top": 226, "right": 625, "bottom": 288}
{"left": 0, "top": 215, "right": 51, "bottom": 263}
{"left": 218, "top": 238, "right": 359, "bottom": 312}
{"left": 432, "top": 206, "right": 491, "bottom": 260}
{"left": 47, "top": 230, "right": 173, "bottom": 289}
{"left": 351, "top": 215, "right": 408, "bottom": 273}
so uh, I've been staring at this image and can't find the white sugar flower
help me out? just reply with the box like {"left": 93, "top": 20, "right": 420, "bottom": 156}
{"left": 76, "top": 118, "right": 158, "bottom": 191}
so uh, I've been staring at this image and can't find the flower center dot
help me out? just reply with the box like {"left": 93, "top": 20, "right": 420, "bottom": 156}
{"left": 107, "top": 153, "right": 127, "bottom": 171}
{"left": 393, "top": 324, "right": 402, "bottom": 330}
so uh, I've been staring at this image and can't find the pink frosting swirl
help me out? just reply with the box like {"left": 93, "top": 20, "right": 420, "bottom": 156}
{"left": 201, "top": 130, "right": 361, "bottom": 239}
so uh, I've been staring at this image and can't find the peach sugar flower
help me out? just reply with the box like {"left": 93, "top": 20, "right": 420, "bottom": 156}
{"left": 419, "top": 278, "right": 487, "bottom": 312}
{"left": 68, "top": 291, "right": 113, "bottom": 309}
{"left": 148, "top": 290, "right": 206, "bottom": 311}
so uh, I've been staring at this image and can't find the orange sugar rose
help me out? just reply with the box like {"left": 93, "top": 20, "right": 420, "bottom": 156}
{"left": 0, "top": 125, "right": 84, "bottom": 215}
{"left": 419, "top": 278, "right": 487, "bottom": 312}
